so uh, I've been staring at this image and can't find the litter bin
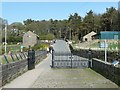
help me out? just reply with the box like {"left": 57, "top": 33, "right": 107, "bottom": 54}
{"left": 28, "top": 49, "right": 35, "bottom": 70}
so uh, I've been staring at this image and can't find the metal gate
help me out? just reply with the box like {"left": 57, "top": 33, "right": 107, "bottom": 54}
{"left": 51, "top": 51, "right": 89, "bottom": 68}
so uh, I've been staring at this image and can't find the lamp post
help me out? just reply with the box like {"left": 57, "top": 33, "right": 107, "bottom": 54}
{"left": 4, "top": 20, "right": 8, "bottom": 54}
{"left": 68, "top": 26, "right": 71, "bottom": 40}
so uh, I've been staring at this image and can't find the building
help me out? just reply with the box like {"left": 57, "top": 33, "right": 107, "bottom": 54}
{"left": 83, "top": 31, "right": 97, "bottom": 41}
{"left": 23, "top": 31, "right": 39, "bottom": 48}
{"left": 100, "top": 31, "right": 120, "bottom": 40}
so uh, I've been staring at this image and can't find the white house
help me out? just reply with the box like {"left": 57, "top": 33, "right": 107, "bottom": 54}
{"left": 83, "top": 31, "right": 97, "bottom": 42}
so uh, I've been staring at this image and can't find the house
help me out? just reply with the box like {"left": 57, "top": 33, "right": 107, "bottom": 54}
{"left": 83, "top": 31, "right": 97, "bottom": 41}
{"left": 23, "top": 31, "right": 39, "bottom": 48}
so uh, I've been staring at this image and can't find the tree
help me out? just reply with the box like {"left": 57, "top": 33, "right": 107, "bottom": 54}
{"left": 23, "top": 19, "right": 35, "bottom": 25}
{"left": 100, "top": 7, "right": 118, "bottom": 31}
{"left": 83, "top": 10, "right": 94, "bottom": 33}
{"left": 68, "top": 13, "right": 82, "bottom": 41}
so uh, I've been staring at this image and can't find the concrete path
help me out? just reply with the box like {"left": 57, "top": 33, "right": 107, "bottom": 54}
{"left": 53, "top": 40, "right": 71, "bottom": 53}
{"left": 2, "top": 54, "right": 51, "bottom": 88}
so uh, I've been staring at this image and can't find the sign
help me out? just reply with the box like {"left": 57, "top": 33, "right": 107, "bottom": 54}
{"left": 21, "top": 46, "right": 24, "bottom": 52}
{"left": 20, "top": 46, "right": 24, "bottom": 49}
{"left": 100, "top": 42, "right": 108, "bottom": 48}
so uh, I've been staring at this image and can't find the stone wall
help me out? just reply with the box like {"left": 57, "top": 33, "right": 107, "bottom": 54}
{"left": 0, "top": 50, "right": 47, "bottom": 87}
{"left": 70, "top": 46, "right": 119, "bottom": 63}
{"left": 69, "top": 45, "right": 120, "bottom": 86}
{"left": 2, "top": 59, "right": 27, "bottom": 86}
{"left": 92, "top": 58, "right": 120, "bottom": 87}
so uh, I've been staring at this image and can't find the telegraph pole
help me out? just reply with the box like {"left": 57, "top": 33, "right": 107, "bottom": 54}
{"left": 4, "top": 20, "right": 8, "bottom": 54}
{"left": 59, "top": 28, "right": 61, "bottom": 39}
{"left": 69, "top": 27, "right": 71, "bottom": 40}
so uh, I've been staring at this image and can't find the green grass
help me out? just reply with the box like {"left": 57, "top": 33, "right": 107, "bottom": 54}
{"left": 108, "top": 43, "right": 119, "bottom": 50}
{"left": 73, "top": 41, "right": 119, "bottom": 51}
{"left": 90, "top": 42, "right": 119, "bottom": 50}
{"left": 89, "top": 42, "right": 100, "bottom": 48}
{"left": 1, "top": 44, "right": 21, "bottom": 55}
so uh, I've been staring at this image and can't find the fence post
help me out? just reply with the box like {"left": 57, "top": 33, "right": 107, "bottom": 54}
{"left": 4, "top": 55, "right": 9, "bottom": 63}
{"left": 23, "top": 53, "right": 26, "bottom": 59}
{"left": 19, "top": 53, "right": 23, "bottom": 60}
{"left": 15, "top": 54, "right": 19, "bottom": 60}
{"left": 10, "top": 54, "right": 15, "bottom": 62}
{"left": 71, "top": 53, "right": 72, "bottom": 68}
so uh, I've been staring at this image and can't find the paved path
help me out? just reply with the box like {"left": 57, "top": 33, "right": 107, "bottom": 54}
{"left": 53, "top": 40, "right": 71, "bottom": 53}
{"left": 2, "top": 54, "right": 51, "bottom": 88}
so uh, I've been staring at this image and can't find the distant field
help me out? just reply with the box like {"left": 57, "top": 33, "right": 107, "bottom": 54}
{"left": 89, "top": 42, "right": 119, "bottom": 50}
{"left": 73, "top": 41, "right": 119, "bottom": 51}
{"left": 1, "top": 44, "right": 21, "bottom": 55}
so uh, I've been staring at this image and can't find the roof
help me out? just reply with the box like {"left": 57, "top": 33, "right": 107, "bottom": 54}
{"left": 24, "top": 31, "right": 39, "bottom": 37}
{"left": 83, "top": 31, "right": 97, "bottom": 38}
{"left": 100, "top": 31, "right": 120, "bottom": 39}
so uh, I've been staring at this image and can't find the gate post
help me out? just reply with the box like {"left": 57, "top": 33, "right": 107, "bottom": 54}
{"left": 51, "top": 48, "right": 54, "bottom": 68}
{"left": 28, "top": 47, "right": 35, "bottom": 70}
{"left": 88, "top": 48, "right": 92, "bottom": 68}
{"left": 71, "top": 53, "right": 73, "bottom": 68}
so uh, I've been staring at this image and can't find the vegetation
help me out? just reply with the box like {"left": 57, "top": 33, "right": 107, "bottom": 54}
{"left": 39, "top": 33, "right": 55, "bottom": 40}
{"left": 32, "top": 43, "right": 49, "bottom": 50}
{"left": 0, "top": 6, "right": 119, "bottom": 54}
{"left": 2, "top": 45, "right": 21, "bottom": 54}
{"left": 1, "top": 7, "right": 119, "bottom": 43}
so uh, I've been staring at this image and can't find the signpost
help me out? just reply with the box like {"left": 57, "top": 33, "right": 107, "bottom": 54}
{"left": 21, "top": 45, "right": 24, "bottom": 52}
{"left": 100, "top": 40, "right": 108, "bottom": 63}
{"left": 104, "top": 39, "right": 107, "bottom": 63}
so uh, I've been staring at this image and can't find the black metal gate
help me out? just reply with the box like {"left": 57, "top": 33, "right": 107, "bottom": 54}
{"left": 51, "top": 51, "right": 89, "bottom": 68}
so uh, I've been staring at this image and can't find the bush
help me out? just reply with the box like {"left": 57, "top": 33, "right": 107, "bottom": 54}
{"left": 39, "top": 33, "right": 55, "bottom": 40}
{"left": 2, "top": 36, "right": 22, "bottom": 44}
{"left": 32, "top": 43, "right": 49, "bottom": 50}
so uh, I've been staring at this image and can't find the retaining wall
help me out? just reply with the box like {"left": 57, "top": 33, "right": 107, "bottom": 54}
{"left": 70, "top": 48, "right": 119, "bottom": 63}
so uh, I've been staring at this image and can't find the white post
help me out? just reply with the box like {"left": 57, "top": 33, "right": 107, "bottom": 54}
{"left": 105, "top": 39, "right": 107, "bottom": 63}
{"left": 5, "top": 24, "right": 7, "bottom": 54}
